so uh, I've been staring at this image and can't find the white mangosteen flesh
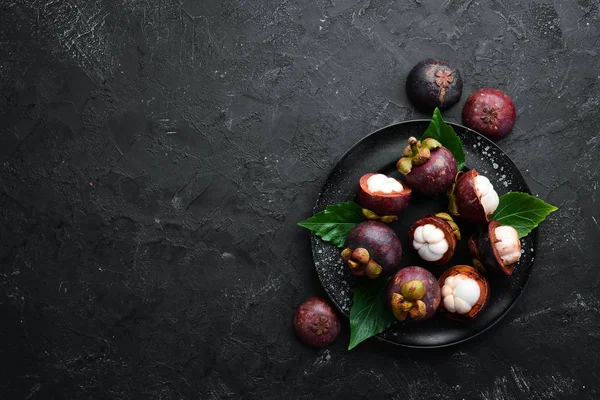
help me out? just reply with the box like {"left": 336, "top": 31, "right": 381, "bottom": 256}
{"left": 366, "top": 174, "right": 403, "bottom": 194}
{"left": 474, "top": 175, "right": 499, "bottom": 215}
{"left": 494, "top": 225, "right": 521, "bottom": 265}
{"left": 412, "top": 224, "right": 448, "bottom": 262}
{"left": 442, "top": 274, "right": 480, "bottom": 314}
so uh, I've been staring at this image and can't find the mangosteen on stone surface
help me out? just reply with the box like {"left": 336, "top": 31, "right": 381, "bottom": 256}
{"left": 406, "top": 59, "right": 463, "bottom": 112}
{"left": 462, "top": 88, "right": 516, "bottom": 141}
{"left": 294, "top": 297, "right": 341, "bottom": 348}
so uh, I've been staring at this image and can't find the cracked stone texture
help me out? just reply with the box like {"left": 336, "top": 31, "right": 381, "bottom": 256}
{"left": 0, "top": 0, "right": 599, "bottom": 399}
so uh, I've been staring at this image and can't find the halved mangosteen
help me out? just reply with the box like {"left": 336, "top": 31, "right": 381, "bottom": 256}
{"left": 408, "top": 212, "right": 460, "bottom": 265}
{"left": 438, "top": 265, "right": 490, "bottom": 321}
{"left": 357, "top": 173, "right": 412, "bottom": 222}
{"left": 469, "top": 220, "right": 521, "bottom": 276}
{"left": 447, "top": 169, "right": 499, "bottom": 223}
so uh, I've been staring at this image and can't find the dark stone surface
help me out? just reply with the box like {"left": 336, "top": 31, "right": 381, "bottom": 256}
{"left": 0, "top": 0, "right": 598, "bottom": 399}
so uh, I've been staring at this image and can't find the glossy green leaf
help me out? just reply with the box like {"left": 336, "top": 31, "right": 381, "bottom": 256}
{"left": 298, "top": 201, "right": 366, "bottom": 248}
{"left": 348, "top": 278, "right": 395, "bottom": 350}
{"left": 491, "top": 192, "right": 558, "bottom": 238}
{"left": 421, "top": 108, "right": 466, "bottom": 170}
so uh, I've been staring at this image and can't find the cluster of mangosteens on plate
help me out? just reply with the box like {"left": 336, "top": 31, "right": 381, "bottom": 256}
{"left": 337, "top": 134, "right": 521, "bottom": 326}
{"left": 293, "top": 59, "right": 522, "bottom": 348}
{"left": 295, "top": 137, "right": 523, "bottom": 346}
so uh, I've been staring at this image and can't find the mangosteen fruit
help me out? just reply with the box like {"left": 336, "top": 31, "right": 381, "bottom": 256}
{"left": 294, "top": 297, "right": 341, "bottom": 348}
{"left": 438, "top": 265, "right": 490, "bottom": 320}
{"left": 341, "top": 221, "right": 402, "bottom": 279}
{"left": 406, "top": 59, "right": 463, "bottom": 112}
{"left": 397, "top": 136, "right": 457, "bottom": 195}
{"left": 462, "top": 88, "right": 516, "bottom": 141}
{"left": 386, "top": 266, "right": 441, "bottom": 321}
{"left": 357, "top": 173, "right": 412, "bottom": 223}
{"left": 447, "top": 169, "right": 499, "bottom": 223}
{"left": 408, "top": 212, "right": 460, "bottom": 265}
{"left": 469, "top": 220, "right": 521, "bottom": 276}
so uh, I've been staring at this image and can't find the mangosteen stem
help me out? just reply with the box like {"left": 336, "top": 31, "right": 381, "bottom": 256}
{"left": 408, "top": 136, "right": 419, "bottom": 155}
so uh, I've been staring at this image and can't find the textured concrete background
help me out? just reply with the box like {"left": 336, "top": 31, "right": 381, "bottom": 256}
{"left": 0, "top": 0, "right": 599, "bottom": 398}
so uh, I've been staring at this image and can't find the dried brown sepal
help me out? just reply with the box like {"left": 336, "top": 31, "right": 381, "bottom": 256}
{"left": 397, "top": 157, "right": 413, "bottom": 175}
{"left": 352, "top": 248, "right": 370, "bottom": 265}
{"left": 412, "top": 148, "right": 431, "bottom": 166}
{"left": 409, "top": 300, "right": 427, "bottom": 320}
{"left": 390, "top": 293, "right": 408, "bottom": 321}
{"left": 361, "top": 208, "right": 398, "bottom": 224}
{"left": 340, "top": 248, "right": 353, "bottom": 261}
{"left": 421, "top": 138, "right": 442, "bottom": 150}
{"left": 364, "top": 260, "right": 383, "bottom": 279}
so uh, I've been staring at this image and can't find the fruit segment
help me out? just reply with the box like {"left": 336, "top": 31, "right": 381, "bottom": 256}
{"left": 408, "top": 213, "right": 460, "bottom": 265}
{"left": 437, "top": 265, "right": 490, "bottom": 320}
{"left": 386, "top": 266, "right": 441, "bottom": 321}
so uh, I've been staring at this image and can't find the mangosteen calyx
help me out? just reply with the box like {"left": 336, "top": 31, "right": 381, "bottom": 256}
{"left": 434, "top": 69, "right": 455, "bottom": 102}
{"left": 434, "top": 212, "right": 461, "bottom": 240}
{"left": 362, "top": 208, "right": 398, "bottom": 224}
{"left": 340, "top": 247, "right": 383, "bottom": 279}
{"left": 311, "top": 316, "right": 331, "bottom": 335}
{"left": 397, "top": 137, "right": 442, "bottom": 176}
{"left": 390, "top": 280, "right": 427, "bottom": 321}
{"left": 435, "top": 69, "right": 454, "bottom": 88}
{"left": 441, "top": 275, "right": 480, "bottom": 315}
{"left": 480, "top": 106, "right": 499, "bottom": 126}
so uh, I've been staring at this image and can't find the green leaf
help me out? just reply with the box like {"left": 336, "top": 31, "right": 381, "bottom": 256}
{"left": 348, "top": 278, "right": 396, "bottom": 350}
{"left": 421, "top": 108, "right": 466, "bottom": 171}
{"left": 490, "top": 192, "right": 558, "bottom": 238}
{"left": 298, "top": 201, "right": 366, "bottom": 248}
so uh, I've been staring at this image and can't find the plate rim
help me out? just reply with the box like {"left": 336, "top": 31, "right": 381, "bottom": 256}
{"left": 310, "top": 119, "right": 538, "bottom": 348}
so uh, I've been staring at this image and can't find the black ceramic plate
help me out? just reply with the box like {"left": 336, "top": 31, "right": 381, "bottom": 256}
{"left": 311, "top": 120, "right": 537, "bottom": 348}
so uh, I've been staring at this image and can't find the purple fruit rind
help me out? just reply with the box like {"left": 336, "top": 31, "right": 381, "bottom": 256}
{"left": 405, "top": 147, "right": 457, "bottom": 195}
{"left": 344, "top": 221, "right": 403, "bottom": 277}
{"left": 386, "top": 266, "right": 441, "bottom": 320}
